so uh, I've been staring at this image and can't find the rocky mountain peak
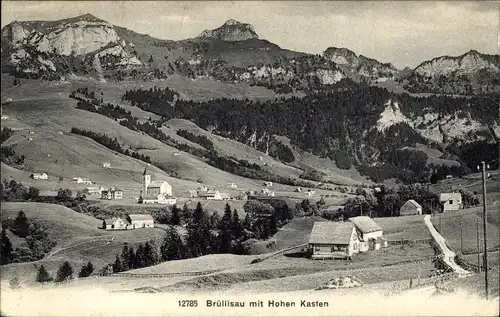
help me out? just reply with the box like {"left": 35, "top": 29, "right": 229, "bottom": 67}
{"left": 197, "top": 19, "right": 258, "bottom": 41}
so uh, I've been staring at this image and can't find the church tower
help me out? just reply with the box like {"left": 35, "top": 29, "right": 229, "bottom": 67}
{"left": 143, "top": 167, "right": 151, "bottom": 196}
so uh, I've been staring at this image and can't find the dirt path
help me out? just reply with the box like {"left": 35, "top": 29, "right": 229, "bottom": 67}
{"left": 424, "top": 215, "right": 471, "bottom": 276}
{"left": 46, "top": 236, "right": 112, "bottom": 259}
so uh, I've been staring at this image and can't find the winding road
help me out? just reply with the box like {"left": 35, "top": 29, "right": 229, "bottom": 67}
{"left": 423, "top": 215, "right": 471, "bottom": 276}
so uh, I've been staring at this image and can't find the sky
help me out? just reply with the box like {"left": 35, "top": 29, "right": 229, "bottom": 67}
{"left": 1, "top": 1, "right": 499, "bottom": 68}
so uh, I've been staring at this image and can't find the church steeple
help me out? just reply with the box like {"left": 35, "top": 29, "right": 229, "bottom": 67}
{"left": 143, "top": 167, "right": 151, "bottom": 195}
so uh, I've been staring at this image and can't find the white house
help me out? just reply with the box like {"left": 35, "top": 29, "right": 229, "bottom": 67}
{"left": 30, "top": 172, "right": 48, "bottom": 180}
{"left": 308, "top": 221, "right": 360, "bottom": 260}
{"left": 440, "top": 193, "right": 462, "bottom": 212}
{"left": 261, "top": 188, "right": 276, "bottom": 197}
{"left": 102, "top": 162, "right": 111, "bottom": 168}
{"left": 198, "top": 190, "right": 230, "bottom": 201}
{"left": 127, "top": 214, "right": 154, "bottom": 229}
{"left": 228, "top": 183, "right": 237, "bottom": 189}
{"left": 306, "top": 191, "right": 316, "bottom": 197}
{"left": 187, "top": 190, "right": 198, "bottom": 198}
{"left": 86, "top": 186, "right": 105, "bottom": 195}
{"left": 264, "top": 181, "right": 273, "bottom": 187}
{"left": 348, "top": 216, "right": 385, "bottom": 252}
{"left": 73, "top": 177, "right": 92, "bottom": 185}
{"left": 143, "top": 194, "right": 177, "bottom": 205}
{"left": 197, "top": 185, "right": 209, "bottom": 192}
{"left": 101, "top": 188, "right": 124, "bottom": 200}
{"left": 102, "top": 217, "right": 128, "bottom": 230}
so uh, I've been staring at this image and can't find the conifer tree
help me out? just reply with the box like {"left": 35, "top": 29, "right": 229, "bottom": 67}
{"left": 112, "top": 255, "right": 123, "bottom": 273}
{"left": 36, "top": 265, "right": 53, "bottom": 283}
{"left": 170, "top": 205, "right": 181, "bottom": 225}
{"left": 187, "top": 202, "right": 215, "bottom": 256}
{"left": 12, "top": 210, "right": 30, "bottom": 238}
{"left": 0, "top": 228, "right": 13, "bottom": 265}
{"left": 120, "top": 243, "right": 130, "bottom": 271}
{"left": 161, "top": 226, "right": 187, "bottom": 261}
{"left": 55, "top": 261, "right": 73, "bottom": 282}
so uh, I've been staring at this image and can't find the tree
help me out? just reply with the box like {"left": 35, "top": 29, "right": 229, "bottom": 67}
{"left": 186, "top": 203, "right": 215, "bottom": 256}
{"left": 55, "top": 261, "right": 73, "bottom": 282}
{"left": 27, "top": 187, "right": 39, "bottom": 200}
{"left": 231, "top": 209, "right": 244, "bottom": 240}
{"left": 78, "top": 261, "right": 94, "bottom": 278}
{"left": 112, "top": 255, "right": 123, "bottom": 273}
{"left": 56, "top": 188, "right": 72, "bottom": 201}
{"left": 161, "top": 226, "right": 188, "bottom": 261}
{"left": 36, "top": 265, "right": 53, "bottom": 283}
{"left": 120, "top": 243, "right": 130, "bottom": 271}
{"left": 0, "top": 228, "right": 13, "bottom": 265}
{"left": 170, "top": 205, "right": 181, "bottom": 225}
{"left": 12, "top": 210, "right": 30, "bottom": 238}
{"left": 209, "top": 211, "right": 220, "bottom": 229}
{"left": 127, "top": 246, "right": 136, "bottom": 269}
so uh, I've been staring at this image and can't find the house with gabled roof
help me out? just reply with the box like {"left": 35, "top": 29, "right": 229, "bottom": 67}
{"left": 439, "top": 193, "right": 462, "bottom": 212}
{"left": 102, "top": 217, "right": 128, "bottom": 230}
{"left": 348, "top": 216, "right": 385, "bottom": 252}
{"left": 308, "top": 221, "right": 360, "bottom": 260}
{"left": 127, "top": 214, "right": 154, "bottom": 229}
{"left": 399, "top": 199, "right": 423, "bottom": 216}
{"left": 30, "top": 172, "right": 48, "bottom": 180}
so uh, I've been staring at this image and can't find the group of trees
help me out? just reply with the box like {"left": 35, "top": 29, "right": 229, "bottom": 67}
{"left": 35, "top": 260, "right": 93, "bottom": 284}
{"left": 334, "top": 184, "right": 481, "bottom": 220}
{"left": 0, "top": 179, "right": 39, "bottom": 202}
{"left": 177, "top": 129, "right": 215, "bottom": 151}
{"left": 70, "top": 127, "right": 152, "bottom": 163}
{"left": 110, "top": 240, "right": 161, "bottom": 273}
{"left": 120, "top": 83, "right": 498, "bottom": 183}
{"left": 1, "top": 211, "right": 57, "bottom": 264}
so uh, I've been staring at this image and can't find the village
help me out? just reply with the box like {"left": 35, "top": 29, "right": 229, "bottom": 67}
{"left": 26, "top": 164, "right": 471, "bottom": 262}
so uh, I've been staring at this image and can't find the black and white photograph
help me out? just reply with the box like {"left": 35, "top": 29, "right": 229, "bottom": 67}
{"left": 0, "top": 1, "right": 499, "bottom": 316}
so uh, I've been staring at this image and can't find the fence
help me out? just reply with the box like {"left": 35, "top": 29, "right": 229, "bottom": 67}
{"left": 386, "top": 238, "right": 433, "bottom": 245}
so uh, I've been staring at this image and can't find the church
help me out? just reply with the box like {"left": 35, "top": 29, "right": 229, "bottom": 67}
{"left": 140, "top": 167, "right": 173, "bottom": 204}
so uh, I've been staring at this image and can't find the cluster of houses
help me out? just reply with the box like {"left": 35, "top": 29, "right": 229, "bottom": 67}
{"left": 399, "top": 192, "right": 463, "bottom": 216}
{"left": 308, "top": 216, "right": 387, "bottom": 260}
{"left": 102, "top": 214, "right": 154, "bottom": 230}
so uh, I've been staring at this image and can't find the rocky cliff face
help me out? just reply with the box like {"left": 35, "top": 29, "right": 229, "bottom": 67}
{"left": 1, "top": 14, "right": 142, "bottom": 78}
{"left": 323, "top": 47, "right": 399, "bottom": 82}
{"left": 403, "top": 50, "right": 500, "bottom": 94}
{"left": 197, "top": 19, "right": 259, "bottom": 41}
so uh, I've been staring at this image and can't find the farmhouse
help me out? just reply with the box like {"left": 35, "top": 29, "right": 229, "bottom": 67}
{"left": 308, "top": 221, "right": 360, "bottom": 260}
{"left": 127, "top": 214, "right": 154, "bottom": 229}
{"left": 440, "top": 193, "right": 462, "bottom": 212}
{"left": 73, "top": 177, "right": 92, "bottom": 185}
{"left": 261, "top": 188, "right": 276, "bottom": 197}
{"left": 187, "top": 190, "right": 198, "bottom": 198}
{"left": 101, "top": 187, "right": 124, "bottom": 200}
{"left": 86, "top": 186, "right": 104, "bottom": 195}
{"left": 102, "top": 217, "right": 128, "bottom": 230}
{"left": 198, "top": 190, "right": 231, "bottom": 200}
{"left": 30, "top": 172, "right": 48, "bottom": 180}
{"left": 306, "top": 191, "right": 316, "bottom": 197}
{"left": 348, "top": 216, "right": 385, "bottom": 252}
{"left": 102, "top": 162, "right": 111, "bottom": 168}
{"left": 197, "top": 185, "right": 208, "bottom": 192}
{"left": 264, "top": 181, "right": 273, "bottom": 187}
{"left": 399, "top": 199, "right": 423, "bottom": 216}
{"left": 228, "top": 183, "right": 237, "bottom": 189}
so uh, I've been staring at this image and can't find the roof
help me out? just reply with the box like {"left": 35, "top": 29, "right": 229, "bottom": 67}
{"left": 308, "top": 221, "right": 354, "bottom": 245}
{"left": 103, "top": 217, "right": 124, "bottom": 224}
{"left": 439, "top": 193, "right": 462, "bottom": 203}
{"left": 32, "top": 172, "right": 47, "bottom": 175}
{"left": 148, "top": 180, "right": 169, "bottom": 188}
{"left": 128, "top": 214, "right": 154, "bottom": 221}
{"left": 348, "top": 216, "right": 383, "bottom": 234}
{"left": 403, "top": 199, "right": 422, "bottom": 209}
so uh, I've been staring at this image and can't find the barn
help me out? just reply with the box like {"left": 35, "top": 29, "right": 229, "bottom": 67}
{"left": 127, "top": 214, "right": 154, "bottom": 229}
{"left": 440, "top": 193, "right": 462, "bottom": 212}
{"left": 399, "top": 200, "right": 423, "bottom": 216}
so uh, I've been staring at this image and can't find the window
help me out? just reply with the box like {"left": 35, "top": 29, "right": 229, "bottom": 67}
{"left": 449, "top": 199, "right": 453, "bottom": 204}
{"left": 353, "top": 243, "right": 358, "bottom": 250}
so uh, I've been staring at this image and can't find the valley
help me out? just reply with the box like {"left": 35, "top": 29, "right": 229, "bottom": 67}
{"left": 0, "top": 7, "right": 499, "bottom": 317}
